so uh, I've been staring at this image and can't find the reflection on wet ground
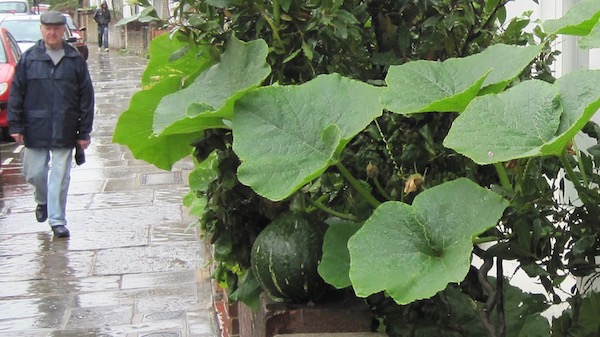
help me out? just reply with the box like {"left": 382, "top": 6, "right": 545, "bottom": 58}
{"left": 0, "top": 48, "right": 218, "bottom": 336}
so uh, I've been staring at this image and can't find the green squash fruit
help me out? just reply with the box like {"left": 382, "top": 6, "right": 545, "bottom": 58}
{"left": 250, "top": 212, "right": 328, "bottom": 302}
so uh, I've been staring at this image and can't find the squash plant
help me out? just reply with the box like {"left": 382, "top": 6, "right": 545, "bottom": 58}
{"left": 114, "top": 0, "right": 600, "bottom": 335}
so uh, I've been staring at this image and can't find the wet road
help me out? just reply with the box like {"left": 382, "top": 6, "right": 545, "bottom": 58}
{"left": 0, "top": 48, "right": 219, "bottom": 337}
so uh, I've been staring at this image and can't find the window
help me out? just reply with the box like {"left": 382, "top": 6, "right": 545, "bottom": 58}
{"left": 6, "top": 30, "right": 20, "bottom": 61}
{"left": 0, "top": 1, "right": 28, "bottom": 13}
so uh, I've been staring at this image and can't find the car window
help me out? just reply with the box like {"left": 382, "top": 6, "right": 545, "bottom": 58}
{"left": 0, "top": 1, "right": 28, "bottom": 13}
{"left": 64, "top": 15, "right": 76, "bottom": 30}
{"left": 1, "top": 20, "right": 42, "bottom": 42}
{"left": 6, "top": 29, "right": 20, "bottom": 60}
{"left": 63, "top": 24, "right": 72, "bottom": 38}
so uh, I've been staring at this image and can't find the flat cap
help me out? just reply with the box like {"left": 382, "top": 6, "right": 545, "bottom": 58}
{"left": 40, "top": 11, "right": 66, "bottom": 25}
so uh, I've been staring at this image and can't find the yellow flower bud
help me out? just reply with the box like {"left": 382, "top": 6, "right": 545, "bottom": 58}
{"left": 367, "top": 162, "right": 379, "bottom": 179}
{"left": 404, "top": 173, "right": 424, "bottom": 194}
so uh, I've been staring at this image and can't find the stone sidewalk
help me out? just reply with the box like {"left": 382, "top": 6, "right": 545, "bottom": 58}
{"left": 0, "top": 47, "right": 219, "bottom": 337}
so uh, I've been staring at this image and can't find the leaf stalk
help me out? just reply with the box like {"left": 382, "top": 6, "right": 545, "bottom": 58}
{"left": 493, "top": 162, "right": 511, "bottom": 190}
{"left": 336, "top": 162, "right": 382, "bottom": 209}
{"left": 305, "top": 197, "right": 358, "bottom": 222}
{"left": 559, "top": 152, "right": 597, "bottom": 216}
{"left": 373, "top": 176, "right": 394, "bottom": 201}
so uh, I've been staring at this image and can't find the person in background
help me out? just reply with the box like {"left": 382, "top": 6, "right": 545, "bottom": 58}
{"left": 93, "top": 1, "right": 111, "bottom": 51}
{"left": 8, "top": 11, "right": 95, "bottom": 238}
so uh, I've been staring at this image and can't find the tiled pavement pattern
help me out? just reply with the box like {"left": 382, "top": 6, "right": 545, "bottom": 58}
{"left": 0, "top": 47, "right": 219, "bottom": 337}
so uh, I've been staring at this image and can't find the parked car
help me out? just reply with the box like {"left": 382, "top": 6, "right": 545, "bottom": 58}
{"left": 0, "top": 14, "right": 77, "bottom": 52}
{"left": 63, "top": 13, "right": 88, "bottom": 60}
{"left": 0, "top": 26, "right": 20, "bottom": 141}
{"left": 0, "top": 0, "right": 29, "bottom": 15}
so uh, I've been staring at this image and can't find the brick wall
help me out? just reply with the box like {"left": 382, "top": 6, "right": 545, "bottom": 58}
{"left": 214, "top": 284, "right": 240, "bottom": 337}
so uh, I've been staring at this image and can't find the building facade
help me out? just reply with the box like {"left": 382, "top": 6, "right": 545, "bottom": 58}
{"left": 75, "top": 0, "right": 174, "bottom": 55}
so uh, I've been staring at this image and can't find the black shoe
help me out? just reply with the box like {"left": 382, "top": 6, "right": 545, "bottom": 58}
{"left": 52, "top": 225, "right": 70, "bottom": 238}
{"left": 35, "top": 204, "right": 48, "bottom": 222}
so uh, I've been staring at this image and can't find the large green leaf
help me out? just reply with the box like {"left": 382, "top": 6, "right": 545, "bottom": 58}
{"left": 381, "top": 60, "right": 488, "bottom": 114}
{"left": 113, "top": 34, "right": 218, "bottom": 170}
{"left": 115, "top": 7, "right": 161, "bottom": 27}
{"left": 113, "top": 77, "right": 221, "bottom": 170}
{"left": 543, "top": 0, "right": 600, "bottom": 36}
{"left": 347, "top": 178, "right": 508, "bottom": 304}
{"left": 462, "top": 44, "right": 542, "bottom": 93}
{"left": 443, "top": 80, "right": 562, "bottom": 165}
{"left": 233, "top": 74, "right": 383, "bottom": 201}
{"left": 153, "top": 36, "right": 271, "bottom": 135}
{"left": 381, "top": 44, "right": 543, "bottom": 114}
{"left": 113, "top": 77, "right": 204, "bottom": 170}
{"left": 579, "top": 22, "right": 600, "bottom": 49}
{"left": 542, "top": 70, "right": 600, "bottom": 156}
{"left": 318, "top": 221, "right": 363, "bottom": 289}
{"left": 141, "top": 32, "right": 213, "bottom": 87}
{"left": 445, "top": 72, "right": 600, "bottom": 165}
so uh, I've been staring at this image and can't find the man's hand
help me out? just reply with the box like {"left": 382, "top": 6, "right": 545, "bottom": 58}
{"left": 77, "top": 139, "right": 91, "bottom": 150}
{"left": 11, "top": 134, "right": 23, "bottom": 144}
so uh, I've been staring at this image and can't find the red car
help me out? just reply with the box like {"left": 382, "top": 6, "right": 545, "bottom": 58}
{"left": 64, "top": 14, "right": 88, "bottom": 60}
{"left": 0, "top": 26, "right": 20, "bottom": 141}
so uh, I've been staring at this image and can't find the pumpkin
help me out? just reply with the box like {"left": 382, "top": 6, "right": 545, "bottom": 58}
{"left": 250, "top": 212, "right": 328, "bottom": 302}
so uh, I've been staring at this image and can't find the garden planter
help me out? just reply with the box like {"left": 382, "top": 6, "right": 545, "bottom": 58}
{"left": 214, "top": 279, "right": 376, "bottom": 337}
{"left": 237, "top": 292, "right": 374, "bottom": 337}
{"left": 214, "top": 283, "right": 240, "bottom": 337}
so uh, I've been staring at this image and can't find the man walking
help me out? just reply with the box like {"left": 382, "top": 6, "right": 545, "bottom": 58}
{"left": 94, "top": 1, "right": 111, "bottom": 51}
{"left": 8, "top": 11, "right": 95, "bottom": 238}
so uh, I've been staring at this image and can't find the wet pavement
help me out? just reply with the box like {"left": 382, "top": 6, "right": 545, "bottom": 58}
{"left": 0, "top": 48, "right": 219, "bottom": 337}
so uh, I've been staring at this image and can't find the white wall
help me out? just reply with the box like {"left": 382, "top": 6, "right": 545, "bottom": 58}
{"left": 590, "top": 49, "right": 600, "bottom": 70}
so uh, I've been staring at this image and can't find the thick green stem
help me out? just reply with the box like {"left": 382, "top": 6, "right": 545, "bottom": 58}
{"left": 374, "top": 177, "right": 394, "bottom": 201}
{"left": 336, "top": 162, "right": 382, "bottom": 209}
{"left": 472, "top": 236, "right": 502, "bottom": 245}
{"left": 493, "top": 162, "right": 511, "bottom": 190}
{"left": 559, "top": 153, "right": 583, "bottom": 191}
{"left": 573, "top": 143, "right": 589, "bottom": 187}
{"left": 305, "top": 197, "right": 358, "bottom": 221}
{"left": 256, "top": 3, "right": 282, "bottom": 45}
{"left": 559, "top": 153, "right": 596, "bottom": 209}
{"left": 273, "top": 0, "right": 280, "bottom": 28}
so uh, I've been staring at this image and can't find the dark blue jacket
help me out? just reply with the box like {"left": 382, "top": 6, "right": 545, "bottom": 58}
{"left": 8, "top": 40, "right": 94, "bottom": 148}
